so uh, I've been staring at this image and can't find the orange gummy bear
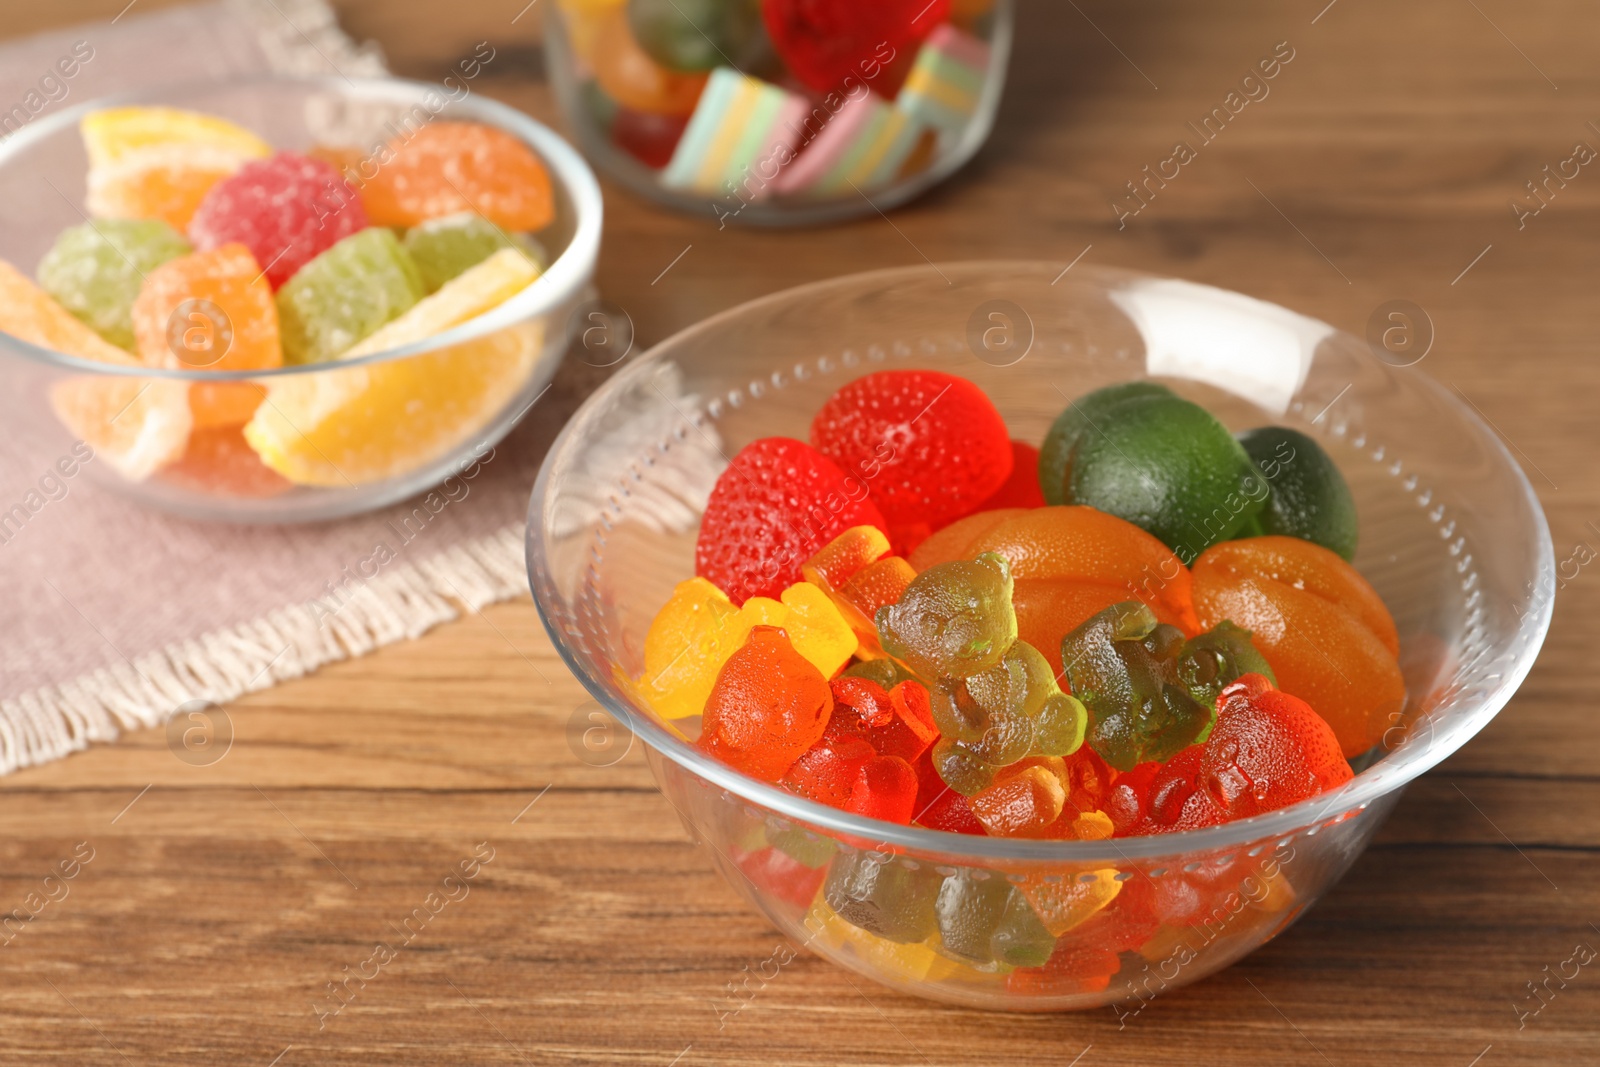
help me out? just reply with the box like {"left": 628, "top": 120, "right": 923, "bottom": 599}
{"left": 699, "top": 626, "right": 835, "bottom": 781}
{"left": 1192, "top": 536, "right": 1403, "bottom": 758}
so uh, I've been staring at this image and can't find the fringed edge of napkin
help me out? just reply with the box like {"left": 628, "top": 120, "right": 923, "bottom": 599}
{"left": 0, "top": 523, "right": 529, "bottom": 775}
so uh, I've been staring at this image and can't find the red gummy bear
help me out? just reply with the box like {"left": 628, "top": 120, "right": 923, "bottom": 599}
{"left": 188, "top": 151, "right": 368, "bottom": 290}
{"left": 734, "top": 845, "right": 827, "bottom": 910}
{"left": 809, "top": 370, "right": 1012, "bottom": 545}
{"left": 1200, "top": 673, "right": 1354, "bottom": 820}
{"left": 828, "top": 676, "right": 938, "bottom": 764}
{"left": 781, "top": 732, "right": 874, "bottom": 808}
{"left": 972, "top": 441, "right": 1047, "bottom": 511}
{"left": 696, "top": 437, "right": 890, "bottom": 605}
{"left": 761, "top": 0, "right": 950, "bottom": 94}
{"left": 700, "top": 627, "right": 834, "bottom": 780}
{"left": 846, "top": 755, "right": 919, "bottom": 824}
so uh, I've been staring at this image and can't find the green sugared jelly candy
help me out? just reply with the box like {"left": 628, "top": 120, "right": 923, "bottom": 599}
{"left": 276, "top": 228, "right": 424, "bottom": 364}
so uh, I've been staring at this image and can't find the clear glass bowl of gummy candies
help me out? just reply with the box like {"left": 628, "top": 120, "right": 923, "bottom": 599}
{"left": 544, "top": 0, "right": 1011, "bottom": 225}
{"left": 528, "top": 262, "right": 1554, "bottom": 1010}
{"left": 0, "top": 74, "right": 601, "bottom": 523}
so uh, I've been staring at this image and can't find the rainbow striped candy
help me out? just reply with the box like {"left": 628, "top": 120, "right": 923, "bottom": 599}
{"left": 896, "top": 24, "right": 992, "bottom": 136}
{"left": 661, "top": 68, "right": 809, "bottom": 199}
{"left": 773, "top": 91, "right": 927, "bottom": 198}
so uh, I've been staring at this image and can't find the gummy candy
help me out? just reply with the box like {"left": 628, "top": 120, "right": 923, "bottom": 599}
{"left": 160, "top": 426, "right": 292, "bottom": 498}
{"left": 781, "top": 732, "right": 875, "bottom": 808}
{"left": 695, "top": 436, "right": 890, "bottom": 605}
{"left": 768, "top": 91, "right": 925, "bottom": 200}
{"left": 402, "top": 212, "right": 545, "bottom": 294}
{"left": 805, "top": 898, "right": 956, "bottom": 982}
{"left": 827, "top": 676, "right": 938, "bottom": 763}
{"left": 637, "top": 576, "right": 744, "bottom": 720}
{"left": 906, "top": 507, "right": 1026, "bottom": 571}
{"left": 760, "top": 0, "right": 949, "bottom": 94}
{"left": 244, "top": 248, "right": 541, "bottom": 486}
{"left": 727, "top": 581, "right": 860, "bottom": 679}
{"left": 1041, "top": 382, "right": 1265, "bottom": 561}
{"left": 1060, "top": 602, "right": 1216, "bottom": 772}
{"left": 130, "top": 243, "right": 282, "bottom": 373}
{"left": 36, "top": 219, "right": 191, "bottom": 349}
{"left": 1191, "top": 536, "right": 1402, "bottom": 757}
{"left": 699, "top": 626, "right": 833, "bottom": 781}
{"left": 822, "top": 849, "right": 941, "bottom": 943}
{"left": 846, "top": 754, "right": 920, "bottom": 824}
{"left": 188, "top": 151, "right": 369, "bottom": 291}
{"left": 877, "top": 552, "right": 1016, "bottom": 680}
{"left": 359, "top": 122, "right": 556, "bottom": 231}
{"left": 1015, "top": 868, "right": 1122, "bottom": 937}
{"left": 1198, "top": 673, "right": 1353, "bottom": 820}
{"left": 276, "top": 228, "right": 425, "bottom": 364}
{"left": 591, "top": 5, "right": 710, "bottom": 115}
{"left": 810, "top": 369, "right": 1012, "bottom": 541}
{"left": 969, "top": 762, "right": 1066, "bottom": 838}
{"left": 83, "top": 106, "right": 271, "bottom": 229}
{"left": 801, "top": 525, "right": 914, "bottom": 657}
{"left": 972, "top": 441, "right": 1046, "bottom": 512}
{"left": 934, "top": 869, "right": 1055, "bottom": 967}
{"left": 734, "top": 844, "right": 827, "bottom": 910}
{"left": 611, "top": 107, "right": 691, "bottom": 168}
{"left": 1237, "top": 426, "right": 1359, "bottom": 560}
{"left": 627, "top": 0, "right": 767, "bottom": 72}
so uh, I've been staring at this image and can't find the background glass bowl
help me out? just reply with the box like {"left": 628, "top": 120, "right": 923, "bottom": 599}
{"left": 543, "top": 0, "right": 1013, "bottom": 226}
{"left": 527, "top": 262, "right": 1554, "bottom": 1010}
{"left": 0, "top": 75, "right": 602, "bottom": 523}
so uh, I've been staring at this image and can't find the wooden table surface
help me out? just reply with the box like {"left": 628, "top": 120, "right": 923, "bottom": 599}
{"left": 5, "top": 1, "right": 1599, "bottom": 1063}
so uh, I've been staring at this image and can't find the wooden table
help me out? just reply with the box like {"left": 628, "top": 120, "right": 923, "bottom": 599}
{"left": 5, "top": 1, "right": 1599, "bottom": 1063}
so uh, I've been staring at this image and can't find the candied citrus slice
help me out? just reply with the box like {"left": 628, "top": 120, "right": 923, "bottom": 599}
{"left": 83, "top": 108, "right": 271, "bottom": 230}
{"left": 243, "top": 248, "right": 542, "bottom": 487}
{"left": 0, "top": 259, "right": 134, "bottom": 363}
{"left": 131, "top": 244, "right": 282, "bottom": 372}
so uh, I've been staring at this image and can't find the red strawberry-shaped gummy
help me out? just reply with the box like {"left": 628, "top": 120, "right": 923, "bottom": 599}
{"left": 695, "top": 436, "right": 889, "bottom": 604}
{"left": 188, "top": 151, "right": 369, "bottom": 290}
{"left": 809, "top": 370, "right": 1012, "bottom": 542}
{"left": 761, "top": 0, "right": 950, "bottom": 95}
{"left": 972, "top": 440, "right": 1047, "bottom": 512}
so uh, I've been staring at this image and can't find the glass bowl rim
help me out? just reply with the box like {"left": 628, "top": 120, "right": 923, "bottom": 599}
{"left": 0, "top": 72, "right": 604, "bottom": 382}
{"left": 526, "top": 259, "right": 1556, "bottom": 864}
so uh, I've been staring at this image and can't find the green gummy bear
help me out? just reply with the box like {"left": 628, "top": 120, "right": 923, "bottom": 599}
{"left": 929, "top": 640, "right": 1087, "bottom": 768}
{"left": 402, "top": 212, "right": 547, "bottom": 294}
{"left": 1177, "top": 620, "right": 1276, "bottom": 730}
{"left": 36, "top": 219, "right": 191, "bottom": 350}
{"left": 877, "top": 552, "right": 1017, "bottom": 681}
{"left": 276, "top": 228, "right": 424, "bottom": 364}
{"left": 1238, "top": 425, "right": 1360, "bottom": 560}
{"left": 842, "top": 657, "right": 916, "bottom": 691}
{"left": 823, "top": 849, "right": 942, "bottom": 944}
{"left": 1061, "top": 601, "right": 1214, "bottom": 772}
{"left": 934, "top": 871, "right": 1057, "bottom": 969}
{"left": 626, "top": 0, "right": 767, "bottom": 73}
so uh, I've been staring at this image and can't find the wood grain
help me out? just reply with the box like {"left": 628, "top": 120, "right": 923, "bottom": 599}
{"left": 4, "top": 1, "right": 1599, "bottom": 1063}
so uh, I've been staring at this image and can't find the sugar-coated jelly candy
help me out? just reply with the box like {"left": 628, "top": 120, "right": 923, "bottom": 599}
{"left": 696, "top": 437, "right": 890, "bottom": 605}
{"left": 0, "top": 259, "right": 136, "bottom": 365}
{"left": 360, "top": 122, "right": 555, "bottom": 231}
{"left": 760, "top": 0, "right": 949, "bottom": 94}
{"left": 245, "top": 248, "right": 541, "bottom": 487}
{"left": 592, "top": 5, "right": 709, "bottom": 116}
{"left": 698, "top": 626, "right": 833, "bottom": 781}
{"left": 877, "top": 552, "right": 1016, "bottom": 681}
{"left": 82, "top": 106, "right": 271, "bottom": 229}
{"left": 276, "top": 228, "right": 424, "bottom": 365}
{"left": 160, "top": 426, "right": 292, "bottom": 498}
{"left": 810, "top": 369, "right": 1012, "bottom": 542}
{"left": 1060, "top": 602, "right": 1214, "bottom": 773}
{"left": 1192, "top": 536, "right": 1402, "bottom": 757}
{"left": 627, "top": 0, "right": 767, "bottom": 72}
{"left": 188, "top": 151, "right": 369, "bottom": 291}
{"left": 1237, "top": 426, "right": 1359, "bottom": 560}
{"left": 131, "top": 243, "right": 282, "bottom": 373}
{"left": 822, "top": 849, "right": 941, "bottom": 943}
{"left": 36, "top": 219, "right": 191, "bottom": 349}
{"left": 403, "top": 212, "right": 546, "bottom": 294}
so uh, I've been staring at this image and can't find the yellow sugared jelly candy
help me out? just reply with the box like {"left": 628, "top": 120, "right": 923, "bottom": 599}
{"left": 243, "top": 248, "right": 542, "bottom": 487}
{"left": 82, "top": 108, "right": 272, "bottom": 230}
{"left": 1018, "top": 868, "right": 1122, "bottom": 937}
{"left": 0, "top": 260, "right": 191, "bottom": 481}
{"left": 729, "top": 582, "right": 858, "bottom": 680}
{"left": 638, "top": 577, "right": 743, "bottom": 721}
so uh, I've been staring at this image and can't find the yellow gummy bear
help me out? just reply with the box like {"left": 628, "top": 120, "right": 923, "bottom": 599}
{"left": 803, "top": 899, "right": 961, "bottom": 983}
{"left": 728, "top": 582, "right": 858, "bottom": 681}
{"left": 638, "top": 577, "right": 743, "bottom": 720}
{"left": 1017, "top": 867, "right": 1122, "bottom": 937}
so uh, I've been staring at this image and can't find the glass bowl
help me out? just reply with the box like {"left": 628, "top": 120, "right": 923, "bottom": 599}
{"left": 0, "top": 75, "right": 602, "bottom": 523}
{"left": 526, "top": 262, "right": 1553, "bottom": 1010}
{"left": 543, "top": 0, "right": 1012, "bottom": 225}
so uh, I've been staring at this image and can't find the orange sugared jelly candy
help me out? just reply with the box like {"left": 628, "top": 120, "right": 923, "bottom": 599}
{"left": 699, "top": 626, "right": 834, "bottom": 782}
{"left": 131, "top": 244, "right": 282, "bottom": 374}
{"left": 358, "top": 122, "right": 555, "bottom": 231}
{"left": 1192, "top": 536, "right": 1403, "bottom": 758}
{"left": 161, "top": 426, "right": 291, "bottom": 498}
{"left": 188, "top": 381, "right": 267, "bottom": 429}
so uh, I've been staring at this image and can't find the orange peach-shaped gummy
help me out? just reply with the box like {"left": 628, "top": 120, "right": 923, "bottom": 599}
{"left": 1192, "top": 536, "right": 1404, "bottom": 758}
{"left": 907, "top": 508, "right": 1026, "bottom": 571}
